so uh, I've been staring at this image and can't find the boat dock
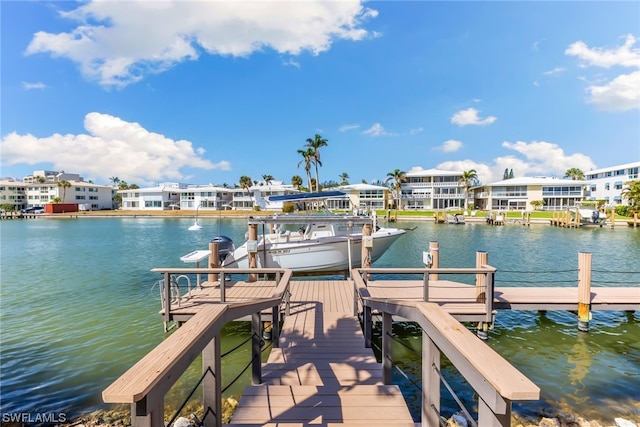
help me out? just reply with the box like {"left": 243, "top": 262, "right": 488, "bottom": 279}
{"left": 103, "top": 251, "right": 639, "bottom": 427}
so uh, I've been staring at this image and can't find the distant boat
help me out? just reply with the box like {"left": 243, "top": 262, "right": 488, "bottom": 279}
{"left": 446, "top": 213, "right": 465, "bottom": 224}
{"left": 568, "top": 205, "right": 607, "bottom": 227}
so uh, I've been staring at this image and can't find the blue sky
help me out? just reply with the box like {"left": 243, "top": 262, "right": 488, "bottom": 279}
{"left": 1, "top": 1, "right": 639, "bottom": 188}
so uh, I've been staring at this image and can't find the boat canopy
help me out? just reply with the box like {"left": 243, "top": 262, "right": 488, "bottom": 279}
{"left": 267, "top": 191, "right": 346, "bottom": 202}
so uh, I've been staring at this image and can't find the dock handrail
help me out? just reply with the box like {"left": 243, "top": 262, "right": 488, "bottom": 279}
{"left": 355, "top": 291, "right": 540, "bottom": 426}
{"left": 104, "top": 268, "right": 292, "bottom": 427}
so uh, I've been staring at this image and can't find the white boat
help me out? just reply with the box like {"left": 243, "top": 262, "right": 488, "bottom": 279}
{"left": 446, "top": 213, "right": 465, "bottom": 224}
{"left": 219, "top": 213, "right": 406, "bottom": 273}
{"left": 568, "top": 205, "right": 607, "bottom": 227}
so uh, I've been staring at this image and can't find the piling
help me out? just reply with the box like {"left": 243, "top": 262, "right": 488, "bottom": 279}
{"left": 577, "top": 252, "right": 592, "bottom": 332}
{"left": 476, "top": 251, "right": 489, "bottom": 340}
{"left": 208, "top": 241, "right": 219, "bottom": 282}
{"left": 361, "top": 223, "right": 373, "bottom": 270}
{"left": 248, "top": 223, "right": 258, "bottom": 282}
{"left": 610, "top": 210, "right": 615, "bottom": 228}
{"left": 429, "top": 241, "right": 439, "bottom": 280}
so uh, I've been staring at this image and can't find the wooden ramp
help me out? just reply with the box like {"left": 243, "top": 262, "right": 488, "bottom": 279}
{"left": 230, "top": 285, "right": 416, "bottom": 426}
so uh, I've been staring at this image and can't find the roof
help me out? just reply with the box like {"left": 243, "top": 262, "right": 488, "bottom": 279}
{"left": 405, "top": 168, "right": 463, "bottom": 177}
{"left": 268, "top": 191, "right": 346, "bottom": 202}
{"left": 337, "top": 183, "right": 389, "bottom": 191}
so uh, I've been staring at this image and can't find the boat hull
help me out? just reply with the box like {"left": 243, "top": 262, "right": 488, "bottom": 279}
{"left": 222, "top": 229, "right": 405, "bottom": 272}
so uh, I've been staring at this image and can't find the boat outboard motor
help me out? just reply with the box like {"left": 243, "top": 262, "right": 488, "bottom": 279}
{"left": 210, "top": 235, "right": 235, "bottom": 264}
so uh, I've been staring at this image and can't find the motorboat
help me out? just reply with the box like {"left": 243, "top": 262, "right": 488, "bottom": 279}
{"left": 446, "top": 213, "right": 465, "bottom": 224}
{"left": 568, "top": 205, "right": 607, "bottom": 227}
{"left": 218, "top": 212, "right": 406, "bottom": 273}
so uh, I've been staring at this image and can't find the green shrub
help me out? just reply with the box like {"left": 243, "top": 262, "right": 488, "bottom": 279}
{"left": 282, "top": 202, "right": 295, "bottom": 213}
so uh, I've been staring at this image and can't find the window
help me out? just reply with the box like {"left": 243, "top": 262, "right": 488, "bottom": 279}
{"left": 630, "top": 167, "right": 639, "bottom": 179}
{"left": 145, "top": 200, "right": 162, "bottom": 208}
{"left": 605, "top": 183, "right": 610, "bottom": 190}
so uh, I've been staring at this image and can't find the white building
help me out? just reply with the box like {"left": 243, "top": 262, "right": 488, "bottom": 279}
{"left": 324, "top": 184, "right": 390, "bottom": 211}
{"left": 473, "top": 176, "right": 587, "bottom": 211}
{"left": 0, "top": 172, "right": 114, "bottom": 211}
{"left": 584, "top": 161, "right": 640, "bottom": 207}
{"left": 401, "top": 169, "right": 469, "bottom": 210}
{"left": 232, "top": 181, "right": 300, "bottom": 211}
{"left": 119, "top": 183, "right": 234, "bottom": 211}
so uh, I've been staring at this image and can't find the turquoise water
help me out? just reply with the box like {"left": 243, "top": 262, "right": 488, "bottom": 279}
{"left": 0, "top": 218, "right": 638, "bottom": 422}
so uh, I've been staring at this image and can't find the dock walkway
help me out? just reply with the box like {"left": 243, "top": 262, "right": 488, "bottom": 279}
{"left": 229, "top": 281, "right": 416, "bottom": 426}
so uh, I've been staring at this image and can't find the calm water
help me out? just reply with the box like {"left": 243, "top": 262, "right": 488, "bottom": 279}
{"left": 0, "top": 217, "right": 638, "bottom": 422}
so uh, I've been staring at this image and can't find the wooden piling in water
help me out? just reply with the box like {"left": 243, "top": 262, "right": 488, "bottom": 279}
{"left": 208, "top": 241, "right": 219, "bottom": 283}
{"left": 429, "top": 241, "right": 439, "bottom": 280}
{"left": 248, "top": 223, "right": 258, "bottom": 282}
{"left": 476, "top": 251, "right": 489, "bottom": 339}
{"left": 578, "top": 252, "right": 592, "bottom": 332}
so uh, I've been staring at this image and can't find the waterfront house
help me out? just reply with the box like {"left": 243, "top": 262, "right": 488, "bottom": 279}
{"left": 119, "top": 183, "right": 234, "bottom": 211}
{"left": 232, "top": 180, "right": 300, "bottom": 211}
{"left": 401, "top": 168, "right": 469, "bottom": 210}
{"left": 324, "top": 183, "right": 390, "bottom": 211}
{"left": 584, "top": 161, "right": 640, "bottom": 208}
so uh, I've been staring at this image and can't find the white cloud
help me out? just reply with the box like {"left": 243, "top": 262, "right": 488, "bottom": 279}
{"left": 408, "top": 127, "right": 424, "bottom": 135}
{"left": 565, "top": 34, "right": 640, "bottom": 68}
{"left": 436, "top": 139, "right": 462, "bottom": 152}
{"left": 0, "top": 112, "right": 230, "bottom": 185}
{"left": 435, "top": 140, "right": 596, "bottom": 184}
{"left": 339, "top": 123, "right": 360, "bottom": 132}
{"left": 543, "top": 67, "right": 566, "bottom": 76}
{"left": 586, "top": 70, "right": 640, "bottom": 111}
{"left": 450, "top": 108, "right": 496, "bottom": 126}
{"left": 22, "top": 82, "right": 46, "bottom": 90}
{"left": 282, "top": 58, "right": 300, "bottom": 68}
{"left": 25, "top": 1, "right": 378, "bottom": 88}
{"left": 363, "top": 123, "right": 395, "bottom": 137}
{"left": 566, "top": 34, "right": 640, "bottom": 111}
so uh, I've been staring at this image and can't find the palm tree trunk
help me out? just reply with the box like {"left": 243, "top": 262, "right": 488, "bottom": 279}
{"left": 314, "top": 163, "right": 320, "bottom": 192}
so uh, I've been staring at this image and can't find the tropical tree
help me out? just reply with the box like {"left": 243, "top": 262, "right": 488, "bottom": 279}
{"left": 622, "top": 180, "right": 640, "bottom": 213}
{"left": 36, "top": 175, "right": 46, "bottom": 183}
{"left": 291, "top": 175, "right": 303, "bottom": 189}
{"left": 304, "top": 134, "right": 328, "bottom": 192}
{"left": 458, "top": 169, "right": 478, "bottom": 211}
{"left": 262, "top": 174, "right": 274, "bottom": 185}
{"left": 118, "top": 181, "right": 129, "bottom": 190}
{"left": 57, "top": 180, "right": 71, "bottom": 202}
{"left": 52, "top": 197, "right": 62, "bottom": 204}
{"left": 239, "top": 175, "right": 254, "bottom": 206}
{"left": 503, "top": 168, "right": 509, "bottom": 180}
{"left": 564, "top": 168, "right": 585, "bottom": 180}
{"left": 129, "top": 183, "right": 139, "bottom": 189}
{"left": 109, "top": 176, "right": 120, "bottom": 187}
{"left": 530, "top": 200, "right": 545, "bottom": 211}
{"left": 297, "top": 148, "right": 315, "bottom": 192}
{"left": 339, "top": 172, "right": 350, "bottom": 186}
{"left": 385, "top": 169, "right": 406, "bottom": 211}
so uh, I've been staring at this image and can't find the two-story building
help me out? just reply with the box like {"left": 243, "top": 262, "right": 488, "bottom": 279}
{"left": 119, "top": 183, "right": 234, "bottom": 211}
{"left": 232, "top": 181, "right": 300, "bottom": 211}
{"left": 323, "top": 184, "right": 390, "bottom": 211}
{"left": 473, "top": 176, "right": 587, "bottom": 211}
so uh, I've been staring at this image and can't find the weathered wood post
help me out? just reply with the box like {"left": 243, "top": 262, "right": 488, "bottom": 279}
{"left": 422, "top": 332, "right": 440, "bottom": 426}
{"left": 382, "top": 312, "right": 392, "bottom": 384}
{"left": 248, "top": 223, "right": 258, "bottom": 282}
{"left": 578, "top": 252, "right": 592, "bottom": 332}
{"left": 610, "top": 209, "right": 615, "bottom": 228}
{"left": 633, "top": 212, "right": 638, "bottom": 227}
{"left": 429, "top": 241, "right": 439, "bottom": 281}
{"left": 208, "top": 241, "right": 219, "bottom": 283}
{"left": 202, "top": 336, "right": 222, "bottom": 427}
{"left": 476, "top": 251, "right": 489, "bottom": 340}
{"left": 361, "top": 222, "right": 373, "bottom": 270}
{"left": 163, "top": 271, "right": 171, "bottom": 332}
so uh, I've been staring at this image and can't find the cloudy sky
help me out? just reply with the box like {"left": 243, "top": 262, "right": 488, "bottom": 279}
{"left": 1, "top": 1, "right": 639, "bottom": 187}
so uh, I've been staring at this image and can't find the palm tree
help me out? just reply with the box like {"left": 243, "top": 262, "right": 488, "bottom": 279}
{"left": 564, "top": 168, "right": 585, "bottom": 180}
{"left": 304, "top": 134, "right": 328, "bottom": 192}
{"left": 239, "top": 175, "right": 253, "bottom": 207}
{"left": 291, "top": 175, "right": 303, "bottom": 189}
{"left": 118, "top": 181, "right": 129, "bottom": 190}
{"left": 297, "top": 148, "right": 315, "bottom": 192}
{"left": 262, "top": 174, "right": 274, "bottom": 185}
{"left": 622, "top": 180, "right": 640, "bottom": 213}
{"left": 458, "top": 169, "right": 478, "bottom": 211}
{"left": 385, "top": 169, "right": 406, "bottom": 211}
{"left": 339, "top": 172, "right": 350, "bottom": 186}
{"left": 57, "top": 180, "right": 71, "bottom": 202}
{"left": 109, "top": 176, "right": 120, "bottom": 187}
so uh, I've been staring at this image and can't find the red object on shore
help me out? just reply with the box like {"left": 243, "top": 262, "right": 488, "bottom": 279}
{"left": 45, "top": 203, "right": 79, "bottom": 213}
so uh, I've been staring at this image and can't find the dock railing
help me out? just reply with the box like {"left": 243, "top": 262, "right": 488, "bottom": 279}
{"left": 353, "top": 273, "right": 539, "bottom": 426}
{"left": 353, "top": 265, "right": 497, "bottom": 343}
{"left": 103, "top": 268, "right": 292, "bottom": 427}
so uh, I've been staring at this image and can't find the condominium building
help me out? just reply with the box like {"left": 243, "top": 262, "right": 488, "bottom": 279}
{"left": 473, "top": 177, "right": 587, "bottom": 211}
{"left": 400, "top": 169, "right": 469, "bottom": 210}
{"left": 234, "top": 181, "right": 300, "bottom": 211}
{"left": 324, "top": 184, "right": 390, "bottom": 211}
{"left": 119, "top": 183, "right": 234, "bottom": 210}
{"left": 0, "top": 172, "right": 114, "bottom": 211}
{"left": 584, "top": 161, "right": 640, "bottom": 207}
